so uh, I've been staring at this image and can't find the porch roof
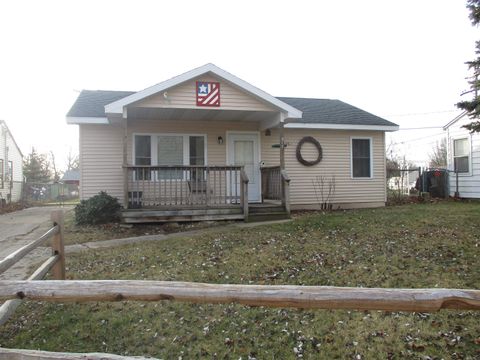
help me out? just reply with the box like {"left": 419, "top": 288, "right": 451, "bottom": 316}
{"left": 67, "top": 90, "right": 398, "bottom": 130}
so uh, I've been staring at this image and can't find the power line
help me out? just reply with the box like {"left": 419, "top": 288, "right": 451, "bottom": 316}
{"left": 389, "top": 132, "right": 445, "bottom": 145}
{"left": 386, "top": 110, "right": 459, "bottom": 117}
{"left": 397, "top": 126, "right": 444, "bottom": 130}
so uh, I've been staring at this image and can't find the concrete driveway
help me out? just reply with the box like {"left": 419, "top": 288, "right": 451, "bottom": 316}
{"left": 0, "top": 206, "right": 73, "bottom": 280}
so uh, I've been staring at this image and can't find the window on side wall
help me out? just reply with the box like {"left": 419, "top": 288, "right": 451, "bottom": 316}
{"left": 351, "top": 138, "right": 372, "bottom": 178}
{"left": 453, "top": 138, "right": 470, "bottom": 173}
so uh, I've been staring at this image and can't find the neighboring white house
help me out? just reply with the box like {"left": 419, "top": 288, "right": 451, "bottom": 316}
{"left": 0, "top": 120, "right": 23, "bottom": 203}
{"left": 443, "top": 112, "right": 480, "bottom": 198}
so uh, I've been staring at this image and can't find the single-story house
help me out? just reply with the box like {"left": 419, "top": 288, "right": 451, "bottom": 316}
{"left": 66, "top": 64, "right": 398, "bottom": 222}
{"left": 0, "top": 120, "right": 23, "bottom": 204}
{"left": 443, "top": 112, "right": 480, "bottom": 198}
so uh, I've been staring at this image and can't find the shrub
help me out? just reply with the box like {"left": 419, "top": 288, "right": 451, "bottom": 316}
{"left": 74, "top": 191, "right": 122, "bottom": 225}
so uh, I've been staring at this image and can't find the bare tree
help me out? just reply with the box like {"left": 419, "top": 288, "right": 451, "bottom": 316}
{"left": 428, "top": 138, "right": 447, "bottom": 168}
{"left": 66, "top": 150, "right": 79, "bottom": 171}
{"left": 50, "top": 151, "right": 61, "bottom": 182}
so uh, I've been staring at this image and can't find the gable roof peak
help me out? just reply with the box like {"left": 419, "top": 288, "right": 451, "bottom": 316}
{"left": 104, "top": 64, "right": 302, "bottom": 119}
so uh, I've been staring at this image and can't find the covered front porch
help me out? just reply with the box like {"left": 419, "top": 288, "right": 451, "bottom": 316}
{"left": 122, "top": 164, "right": 290, "bottom": 223}
{"left": 118, "top": 108, "right": 291, "bottom": 223}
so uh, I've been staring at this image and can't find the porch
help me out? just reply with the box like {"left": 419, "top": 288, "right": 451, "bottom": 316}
{"left": 121, "top": 165, "right": 290, "bottom": 223}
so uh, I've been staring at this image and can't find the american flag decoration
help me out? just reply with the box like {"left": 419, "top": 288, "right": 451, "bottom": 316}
{"left": 196, "top": 81, "right": 220, "bottom": 107}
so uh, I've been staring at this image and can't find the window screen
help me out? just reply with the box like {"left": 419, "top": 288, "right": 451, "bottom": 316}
{"left": 352, "top": 139, "right": 371, "bottom": 178}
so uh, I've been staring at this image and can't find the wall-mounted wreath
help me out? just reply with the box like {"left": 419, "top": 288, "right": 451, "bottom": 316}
{"left": 296, "top": 136, "right": 323, "bottom": 166}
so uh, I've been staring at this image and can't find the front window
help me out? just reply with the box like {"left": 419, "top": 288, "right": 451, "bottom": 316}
{"left": 157, "top": 135, "right": 184, "bottom": 180}
{"left": 453, "top": 138, "right": 469, "bottom": 173}
{"left": 134, "top": 135, "right": 151, "bottom": 165}
{"left": 133, "top": 134, "right": 206, "bottom": 180}
{"left": 351, "top": 138, "right": 372, "bottom": 178}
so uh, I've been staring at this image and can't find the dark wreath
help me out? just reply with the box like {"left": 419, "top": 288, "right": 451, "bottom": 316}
{"left": 296, "top": 136, "right": 323, "bottom": 166}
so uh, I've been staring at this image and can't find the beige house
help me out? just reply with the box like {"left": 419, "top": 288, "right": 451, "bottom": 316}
{"left": 67, "top": 64, "right": 398, "bottom": 222}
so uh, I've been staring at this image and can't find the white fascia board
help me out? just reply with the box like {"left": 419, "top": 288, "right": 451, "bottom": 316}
{"left": 442, "top": 111, "right": 468, "bottom": 130}
{"left": 104, "top": 63, "right": 302, "bottom": 119}
{"left": 285, "top": 123, "right": 400, "bottom": 132}
{"left": 66, "top": 116, "right": 109, "bottom": 125}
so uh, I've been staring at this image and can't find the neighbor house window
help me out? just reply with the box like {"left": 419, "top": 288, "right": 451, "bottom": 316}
{"left": 351, "top": 138, "right": 372, "bottom": 178}
{"left": 7, "top": 161, "right": 12, "bottom": 183}
{"left": 133, "top": 134, "right": 206, "bottom": 179}
{"left": 0, "top": 159, "right": 3, "bottom": 188}
{"left": 453, "top": 138, "right": 470, "bottom": 173}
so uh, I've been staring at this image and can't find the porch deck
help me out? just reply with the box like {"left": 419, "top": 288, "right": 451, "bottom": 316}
{"left": 122, "top": 165, "right": 290, "bottom": 223}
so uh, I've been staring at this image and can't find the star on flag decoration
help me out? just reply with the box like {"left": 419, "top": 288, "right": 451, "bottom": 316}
{"left": 196, "top": 81, "right": 220, "bottom": 107}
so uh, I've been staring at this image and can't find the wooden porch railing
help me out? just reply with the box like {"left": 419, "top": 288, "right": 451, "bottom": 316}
{"left": 0, "top": 211, "right": 65, "bottom": 325}
{"left": 260, "top": 166, "right": 290, "bottom": 214}
{"left": 125, "top": 165, "right": 245, "bottom": 209}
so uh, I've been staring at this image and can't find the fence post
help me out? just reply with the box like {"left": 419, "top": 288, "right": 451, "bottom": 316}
{"left": 50, "top": 210, "right": 65, "bottom": 280}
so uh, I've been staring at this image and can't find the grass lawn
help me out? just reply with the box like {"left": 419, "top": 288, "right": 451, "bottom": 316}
{"left": 1, "top": 202, "right": 479, "bottom": 359}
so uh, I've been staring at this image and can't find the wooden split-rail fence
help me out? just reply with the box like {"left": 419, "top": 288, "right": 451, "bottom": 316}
{"left": 0, "top": 211, "right": 479, "bottom": 359}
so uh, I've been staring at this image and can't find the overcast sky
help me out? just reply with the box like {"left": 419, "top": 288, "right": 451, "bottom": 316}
{"left": 0, "top": 0, "right": 477, "bottom": 168}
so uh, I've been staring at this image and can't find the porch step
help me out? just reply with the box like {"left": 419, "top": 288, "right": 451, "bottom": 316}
{"left": 122, "top": 207, "right": 243, "bottom": 224}
{"left": 247, "top": 211, "right": 290, "bottom": 222}
{"left": 247, "top": 204, "right": 290, "bottom": 222}
{"left": 249, "top": 205, "right": 286, "bottom": 214}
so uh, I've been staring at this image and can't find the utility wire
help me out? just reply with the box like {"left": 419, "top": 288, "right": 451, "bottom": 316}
{"left": 397, "top": 126, "right": 444, "bottom": 130}
{"left": 386, "top": 110, "right": 459, "bottom": 117}
{"left": 389, "top": 132, "right": 445, "bottom": 145}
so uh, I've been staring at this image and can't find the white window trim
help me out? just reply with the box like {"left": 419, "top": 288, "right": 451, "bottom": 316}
{"left": 132, "top": 133, "right": 208, "bottom": 166}
{"left": 451, "top": 135, "right": 472, "bottom": 177}
{"left": 350, "top": 137, "right": 373, "bottom": 179}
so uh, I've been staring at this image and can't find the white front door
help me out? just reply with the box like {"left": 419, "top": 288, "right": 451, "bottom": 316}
{"left": 227, "top": 132, "right": 261, "bottom": 202}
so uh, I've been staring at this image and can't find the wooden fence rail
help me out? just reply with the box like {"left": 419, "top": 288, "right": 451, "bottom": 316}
{"left": 0, "top": 210, "right": 65, "bottom": 325}
{"left": 0, "top": 280, "right": 479, "bottom": 312}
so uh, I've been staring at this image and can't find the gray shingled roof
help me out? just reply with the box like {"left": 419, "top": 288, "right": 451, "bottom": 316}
{"left": 67, "top": 90, "right": 397, "bottom": 127}
{"left": 277, "top": 97, "right": 396, "bottom": 126}
{"left": 61, "top": 170, "right": 80, "bottom": 182}
{"left": 67, "top": 90, "right": 135, "bottom": 117}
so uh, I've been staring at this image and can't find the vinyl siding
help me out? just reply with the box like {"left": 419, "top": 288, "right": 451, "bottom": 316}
{"left": 79, "top": 124, "right": 124, "bottom": 201}
{"left": 135, "top": 75, "right": 275, "bottom": 112}
{"left": 126, "top": 119, "right": 259, "bottom": 165}
{"left": 446, "top": 116, "right": 480, "bottom": 198}
{"left": 262, "top": 129, "right": 386, "bottom": 207}
{"left": 0, "top": 124, "right": 23, "bottom": 202}
{"left": 80, "top": 121, "right": 387, "bottom": 208}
